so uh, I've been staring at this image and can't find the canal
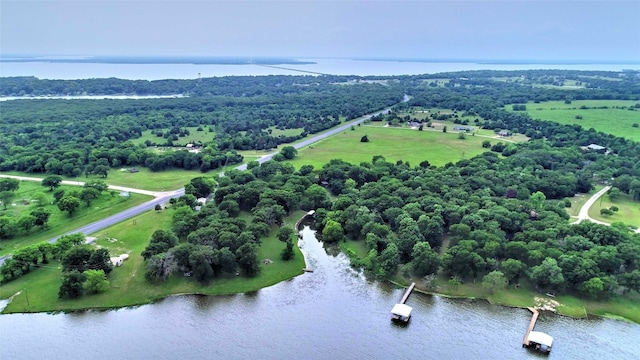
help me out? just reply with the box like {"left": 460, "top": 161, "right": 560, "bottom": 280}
{"left": 1, "top": 226, "right": 638, "bottom": 359}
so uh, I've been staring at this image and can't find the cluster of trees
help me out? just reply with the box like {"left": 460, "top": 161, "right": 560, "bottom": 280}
{"left": 142, "top": 161, "right": 324, "bottom": 283}
{"left": 58, "top": 240, "right": 113, "bottom": 298}
{"left": 309, "top": 154, "right": 639, "bottom": 298}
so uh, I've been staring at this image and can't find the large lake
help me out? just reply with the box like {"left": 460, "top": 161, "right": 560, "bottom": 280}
{"left": 2, "top": 58, "right": 640, "bottom": 80}
{"left": 1, "top": 226, "right": 638, "bottom": 359}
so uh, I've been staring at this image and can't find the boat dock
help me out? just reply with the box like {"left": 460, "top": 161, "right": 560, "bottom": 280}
{"left": 522, "top": 307, "right": 553, "bottom": 354}
{"left": 390, "top": 282, "right": 416, "bottom": 323}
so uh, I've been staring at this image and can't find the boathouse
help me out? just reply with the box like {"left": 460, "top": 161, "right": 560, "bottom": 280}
{"left": 525, "top": 331, "right": 553, "bottom": 353}
{"left": 390, "top": 303, "right": 413, "bottom": 322}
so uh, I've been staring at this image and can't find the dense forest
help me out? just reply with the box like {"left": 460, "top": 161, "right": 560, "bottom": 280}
{"left": 1, "top": 70, "right": 640, "bottom": 297}
{"left": 0, "top": 76, "right": 403, "bottom": 175}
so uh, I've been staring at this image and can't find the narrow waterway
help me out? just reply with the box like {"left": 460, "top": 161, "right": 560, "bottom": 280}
{"left": 1, "top": 226, "right": 638, "bottom": 359}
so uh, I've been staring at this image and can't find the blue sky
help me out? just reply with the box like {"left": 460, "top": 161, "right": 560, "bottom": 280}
{"left": 1, "top": 0, "right": 639, "bottom": 61}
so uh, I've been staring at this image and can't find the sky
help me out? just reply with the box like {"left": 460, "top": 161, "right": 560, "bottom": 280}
{"left": 1, "top": 0, "right": 639, "bottom": 62}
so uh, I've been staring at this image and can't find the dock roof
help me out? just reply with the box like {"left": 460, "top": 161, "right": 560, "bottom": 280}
{"left": 528, "top": 331, "right": 554, "bottom": 347}
{"left": 391, "top": 303, "right": 413, "bottom": 318}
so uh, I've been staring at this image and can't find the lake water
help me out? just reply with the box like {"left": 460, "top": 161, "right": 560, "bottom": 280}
{"left": 1, "top": 226, "right": 638, "bottom": 359}
{"left": 2, "top": 58, "right": 639, "bottom": 80}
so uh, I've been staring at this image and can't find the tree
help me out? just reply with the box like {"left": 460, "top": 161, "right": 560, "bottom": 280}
{"left": 360, "top": 135, "right": 369, "bottom": 142}
{"left": 482, "top": 270, "right": 507, "bottom": 293}
{"left": 83, "top": 269, "right": 110, "bottom": 294}
{"left": 500, "top": 258, "right": 526, "bottom": 284}
{"left": 84, "top": 179, "right": 108, "bottom": 192}
{"left": 322, "top": 220, "right": 344, "bottom": 243}
{"left": 0, "top": 178, "right": 19, "bottom": 192}
{"left": 93, "top": 165, "right": 109, "bottom": 178}
{"left": 61, "top": 246, "right": 93, "bottom": 272}
{"left": 30, "top": 207, "right": 51, "bottom": 228}
{"left": 630, "top": 179, "right": 640, "bottom": 201}
{"left": 482, "top": 140, "right": 491, "bottom": 148}
{"left": 530, "top": 257, "right": 564, "bottom": 290}
{"left": 87, "top": 248, "right": 113, "bottom": 274}
{"left": 16, "top": 214, "right": 36, "bottom": 234}
{"left": 58, "top": 270, "right": 87, "bottom": 299}
{"left": 277, "top": 227, "right": 295, "bottom": 242}
{"left": 280, "top": 146, "right": 298, "bottom": 160}
{"left": 377, "top": 243, "right": 399, "bottom": 276}
{"left": 579, "top": 277, "right": 604, "bottom": 298}
{"left": 236, "top": 242, "right": 260, "bottom": 276}
{"left": 281, "top": 240, "right": 295, "bottom": 261}
{"left": 0, "top": 216, "right": 16, "bottom": 239}
{"left": 608, "top": 187, "right": 622, "bottom": 201}
{"left": 410, "top": 241, "right": 439, "bottom": 277}
{"left": 0, "top": 191, "right": 15, "bottom": 210}
{"left": 42, "top": 175, "right": 63, "bottom": 191}
{"left": 600, "top": 208, "right": 614, "bottom": 216}
{"left": 80, "top": 187, "right": 101, "bottom": 206}
{"left": 57, "top": 195, "right": 80, "bottom": 216}
{"left": 529, "top": 191, "right": 546, "bottom": 210}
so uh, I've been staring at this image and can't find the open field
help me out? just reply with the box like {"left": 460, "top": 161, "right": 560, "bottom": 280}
{"left": 0, "top": 181, "right": 152, "bottom": 256}
{"left": 508, "top": 100, "right": 640, "bottom": 142}
{"left": 588, "top": 192, "right": 640, "bottom": 228}
{"left": 287, "top": 125, "right": 493, "bottom": 168}
{"left": 0, "top": 209, "right": 306, "bottom": 313}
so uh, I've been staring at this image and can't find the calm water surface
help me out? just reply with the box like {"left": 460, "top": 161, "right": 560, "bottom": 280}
{"left": 1, "top": 226, "right": 638, "bottom": 359}
{"left": 2, "top": 59, "right": 639, "bottom": 80}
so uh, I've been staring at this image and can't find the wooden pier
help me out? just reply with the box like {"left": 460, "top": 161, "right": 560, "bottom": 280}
{"left": 522, "top": 307, "right": 539, "bottom": 346}
{"left": 391, "top": 282, "right": 416, "bottom": 323}
{"left": 400, "top": 282, "right": 416, "bottom": 305}
{"left": 522, "top": 307, "right": 553, "bottom": 354}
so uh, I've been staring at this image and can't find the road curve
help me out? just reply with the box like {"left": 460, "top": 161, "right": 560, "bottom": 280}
{"left": 575, "top": 186, "right": 612, "bottom": 225}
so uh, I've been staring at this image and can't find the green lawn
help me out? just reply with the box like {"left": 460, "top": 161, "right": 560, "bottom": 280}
{"left": 510, "top": 100, "right": 640, "bottom": 142}
{"left": 588, "top": 192, "right": 640, "bottom": 228}
{"left": 101, "top": 168, "right": 206, "bottom": 191}
{"left": 287, "top": 125, "right": 491, "bottom": 168}
{"left": 0, "top": 209, "right": 306, "bottom": 313}
{"left": 0, "top": 181, "right": 152, "bottom": 256}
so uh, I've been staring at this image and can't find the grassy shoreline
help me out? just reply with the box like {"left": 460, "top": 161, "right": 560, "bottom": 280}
{"left": 0, "top": 209, "right": 307, "bottom": 314}
{"left": 389, "top": 276, "right": 640, "bottom": 324}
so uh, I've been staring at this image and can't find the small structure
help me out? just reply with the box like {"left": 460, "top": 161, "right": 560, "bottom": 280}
{"left": 453, "top": 125, "right": 474, "bottom": 132}
{"left": 119, "top": 191, "right": 130, "bottom": 198}
{"left": 129, "top": 168, "right": 140, "bottom": 173}
{"left": 390, "top": 282, "right": 416, "bottom": 323}
{"left": 498, "top": 130, "right": 512, "bottom": 137}
{"left": 585, "top": 144, "right": 606, "bottom": 152}
{"left": 522, "top": 307, "right": 553, "bottom": 354}
{"left": 110, "top": 254, "right": 130, "bottom": 267}
{"left": 391, "top": 304, "right": 413, "bottom": 322}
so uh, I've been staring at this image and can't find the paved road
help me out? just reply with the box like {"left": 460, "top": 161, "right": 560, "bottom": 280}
{"left": 575, "top": 186, "right": 612, "bottom": 225}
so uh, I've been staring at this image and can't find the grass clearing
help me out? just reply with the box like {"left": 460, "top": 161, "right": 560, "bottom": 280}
{"left": 588, "top": 192, "right": 640, "bottom": 228}
{"left": 0, "top": 181, "right": 152, "bottom": 256}
{"left": 509, "top": 100, "right": 640, "bottom": 142}
{"left": 287, "top": 125, "right": 490, "bottom": 169}
{"left": 0, "top": 209, "right": 306, "bottom": 313}
{"left": 130, "top": 126, "right": 215, "bottom": 146}
{"left": 102, "top": 168, "right": 205, "bottom": 191}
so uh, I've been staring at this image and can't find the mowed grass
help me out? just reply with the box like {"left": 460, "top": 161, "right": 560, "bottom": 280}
{"left": 0, "top": 181, "right": 152, "bottom": 257}
{"left": 101, "top": 168, "right": 205, "bottom": 191}
{"left": 287, "top": 125, "right": 490, "bottom": 168}
{"left": 588, "top": 193, "right": 640, "bottom": 228}
{"left": 0, "top": 209, "right": 306, "bottom": 313}
{"left": 510, "top": 100, "right": 640, "bottom": 141}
